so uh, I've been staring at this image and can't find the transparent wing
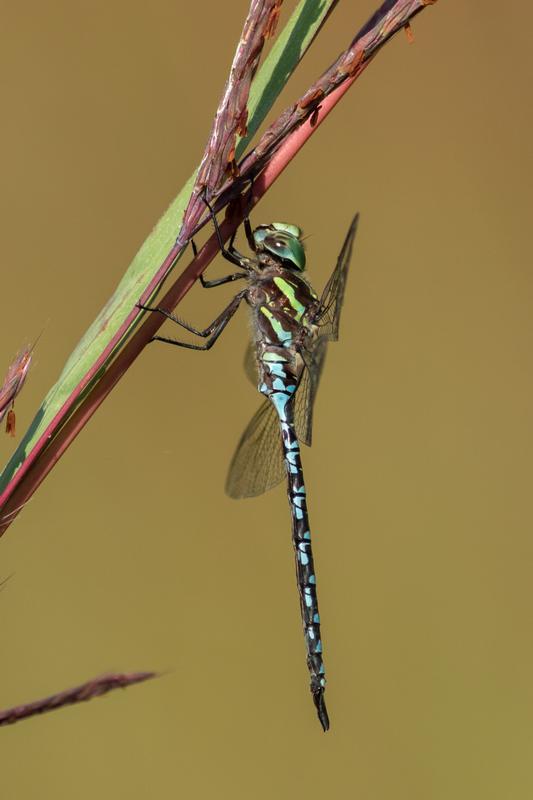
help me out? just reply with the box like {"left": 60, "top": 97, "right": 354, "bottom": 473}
{"left": 295, "top": 337, "right": 328, "bottom": 446}
{"left": 313, "top": 213, "right": 359, "bottom": 341}
{"left": 292, "top": 214, "right": 358, "bottom": 445}
{"left": 225, "top": 399, "right": 285, "bottom": 499}
{"left": 239, "top": 323, "right": 330, "bottom": 453}
{"left": 239, "top": 337, "right": 327, "bottom": 451}
{"left": 232, "top": 215, "right": 356, "bottom": 493}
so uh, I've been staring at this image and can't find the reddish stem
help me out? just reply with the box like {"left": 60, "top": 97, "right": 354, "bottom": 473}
{"left": 0, "top": 74, "right": 363, "bottom": 533}
{"left": 0, "top": 671, "right": 156, "bottom": 727}
{"left": 0, "top": 0, "right": 437, "bottom": 533}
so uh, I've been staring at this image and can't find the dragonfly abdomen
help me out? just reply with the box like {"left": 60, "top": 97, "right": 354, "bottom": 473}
{"left": 259, "top": 355, "right": 329, "bottom": 731}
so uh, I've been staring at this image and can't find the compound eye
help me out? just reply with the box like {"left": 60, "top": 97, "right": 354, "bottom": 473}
{"left": 264, "top": 234, "right": 292, "bottom": 261}
{"left": 263, "top": 232, "right": 306, "bottom": 270}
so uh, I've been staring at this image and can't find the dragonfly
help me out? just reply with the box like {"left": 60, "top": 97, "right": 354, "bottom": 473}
{"left": 138, "top": 203, "right": 358, "bottom": 731}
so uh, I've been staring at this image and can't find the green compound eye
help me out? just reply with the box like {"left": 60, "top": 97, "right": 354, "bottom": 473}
{"left": 253, "top": 223, "right": 306, "bottom": 270}
{"left": 271, "top": 222, "right": 301, "bottom": 238}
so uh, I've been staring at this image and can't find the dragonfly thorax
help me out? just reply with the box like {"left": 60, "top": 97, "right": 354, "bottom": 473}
{"left": 253, "top": 223, "right": 306, "bottom": 271}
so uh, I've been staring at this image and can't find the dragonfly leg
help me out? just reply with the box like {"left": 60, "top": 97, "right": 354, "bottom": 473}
{"left": 191, "top": 230, "right": 240, "bottom": 259}
{"left": 143, "top": 290, "right": 245, "bottom": 351}
{"left": 224, "top": 229, "right": 250, "bottom": 266}
{"left": 244, "top": 217, "right": 256, "bottom": 252}
{"left": 202, "top": 198, "right": 244, "bottom": 268}
{"left": 243, "top": 174, "right": 256, "bottom": 251}
{"left": 137, "top": 303, "right": 200, "bottom": 335}
{"left": 199, "top": 272, "right": 247, "bottom": 288}
{"left": 190, "top": 233, "right": 247, "bottom": 288}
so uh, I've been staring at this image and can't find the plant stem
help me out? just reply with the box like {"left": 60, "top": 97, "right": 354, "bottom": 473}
{"left": 0, "top": 0, "right": 438, "bottom": 534}
{"left": 0, "top": 672, "right": 157, "bottom": 727}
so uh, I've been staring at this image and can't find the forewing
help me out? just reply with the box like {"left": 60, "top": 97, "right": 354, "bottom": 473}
{"left": 294, "top": 365, "right": 312, "bottom": 446}
{"left": 238, "top": 335, "right": 325, "bottom": 463}
{"left": 313, "top": 213, "right": 359, "bottom": 341}
{"left": 294, "top": 337, "right": 328, "bottom": 446}
{"left": 225, "top": 399, "right": 284, "bottom": 499}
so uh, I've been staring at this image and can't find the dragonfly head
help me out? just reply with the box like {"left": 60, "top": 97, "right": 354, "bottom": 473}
{"left": 253, "top": 223, "right": 306, "bottom": 271}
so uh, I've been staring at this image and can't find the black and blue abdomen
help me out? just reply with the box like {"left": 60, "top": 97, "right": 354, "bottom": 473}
{"left": 248, "top": 268, "right": 329, "bottom": 729}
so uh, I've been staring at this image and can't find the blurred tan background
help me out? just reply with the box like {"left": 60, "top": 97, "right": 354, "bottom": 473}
{"left": 1, "top": 1, "right": 533, "bottom": 797}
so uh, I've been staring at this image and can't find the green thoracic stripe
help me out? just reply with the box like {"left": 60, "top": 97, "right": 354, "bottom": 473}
{"left": 260, "top": 306, "right": 293, "bottom": 343}
{"left": 273, "top": 277, "right": 306, "bottom": 319}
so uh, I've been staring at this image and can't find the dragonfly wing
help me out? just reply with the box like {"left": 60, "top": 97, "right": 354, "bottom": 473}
{"left": 232, "top": 212, "right": 355, "bottom": 492}
{"left": 294, "top": 214, "right": 358, "bottom": 445}
{"left": 313, "top": 213, "right": 359, "bottom": 341}
{"left": 295, "top": 337, "right": 329, "bottom": 446}
{"left": 232, "top": 338, "right": 327, "bottom": 494}
{"left": 294, "top": 365, "right": 313, "bottom": 446}
{"left": 225, "top": 398, "right": 285, "bottom": 499}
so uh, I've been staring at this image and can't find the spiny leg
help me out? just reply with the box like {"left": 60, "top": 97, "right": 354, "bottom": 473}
{"left": 202, "top": 197, "right": 246, "bottom": 269}
{"left": 244, "top": 217, "right": 256, "bottom": 252}
{"left": 138, "top": 290, "right": 245, "bottom": 351}
{"left": 191, "top": 230, "right": 239, "bottom": 260}
{"left": 200, "top": 272, "right": 247, "bottom": 288}
{"left": 207, "top": 191, "right": 255, "bottom": 254}
{"left": 136, "top": 303, "right": 207, "bottom": 337}
{"left": 242, "top": 174, "right": 257, "bottom": 251}
{"left": 191, "top": 222, "right": 248, "bottom": 288}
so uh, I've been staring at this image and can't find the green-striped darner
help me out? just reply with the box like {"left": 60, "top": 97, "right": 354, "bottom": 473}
{"left": 139, "top": 204, "right": 358, "bottom": 730}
